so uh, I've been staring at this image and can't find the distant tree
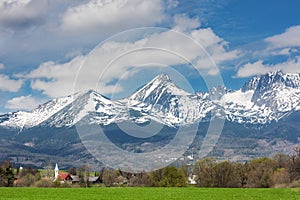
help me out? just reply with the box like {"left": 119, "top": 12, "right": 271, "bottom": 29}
{"left": 294, "top": 147, "right": 300, "bottom": 157}
{"left": 287, "top": 147, "right": 300, "bottom": 181}
{"left": 193, "top": 159, "right": 243, "bottom": 188}
{"left": 179, "top": 165, "right": 189, "bottom": 178}
{"left": 193, "top": 158, "right": 216, "bottom": 187}
{"left": 213, "top": 161, "right": 237, "bottom": 188}
{"left": 15, "top": 167, "right": 40, "bottom": 187}
{"left": 150, "top": 168, "right": 163, "bottom": 186}
{"left": 273, "top": 153, "right": 290, "bottom": 169}
{"left": 52, "top": 178, "right": 62, "bottom": 188}
{"left": 234, "top": 162, "right": 248, "bottom": 188}
{"left": 102, "top": 169, "right": 119, "bottom": 187}
{"left": 129, "top": 172, "right": 151, "bottom": 187}
{"left": 78, "top": 165, "right": 92, "bottom": 188}
{"left": 246, "top": 158, "right": 278, "bottom": 188}
{"left": 34, "top": 178, "right": 52, "bottom": 188}
{"left": 150, "top": 166, "right": 187, "bottom": 187}
{"left": 19, "top": 168, "right": 39, "bottom": 178}
{"left": 0, "top": 161, "right": 15, "bottom": 187}
{"left": 42, "top": 161, "right": 53, "bottom": 178}
{"left": 19, "top": 173, "right": 36, "bottom": 187}
{"left": 94, "top": 171, "right": 99, "bottom": 177}
{"left": 16, "top": 166, "right": 20, "bottom": 176}
{"left": 68, "top": 167, "right": 77, "bottom": 175}
{"left": 271, "top": 168, "right": 290, "bottom": 187}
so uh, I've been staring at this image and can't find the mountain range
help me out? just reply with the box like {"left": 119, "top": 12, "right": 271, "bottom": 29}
{"left": 0, "top": 71, "right": 299, "bottom": 169}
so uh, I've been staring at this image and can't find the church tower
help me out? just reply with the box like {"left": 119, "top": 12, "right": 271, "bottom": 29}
{"left": 54, "top": 163, "right": 59, "bottom": 179}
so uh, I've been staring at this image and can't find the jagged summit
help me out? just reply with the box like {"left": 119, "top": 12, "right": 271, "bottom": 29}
{"left": 152, "top": 73, "right": 171, "bottom": 82}
{"left": 242, "top": 70, "right": 300, "bottom": 93}
{"left": 0, "top": 72, "right": 299, "bottom": 168}
{"left": 128, "top": 73, "right": 191, "bottom": 103}
{"left": 209, "top": 85, "right": 228, "bottom": 100}
{"left": 241, "top": 77, "right": 260, "bottom": 92}
{"left": 218, "top": 71, "right": 300, "bottom": 124}
{"left": 258, "top": 70, "right": 300, "bottom": 89}
{"left": 0, "top": 71, "right": 300, "bottom": 130}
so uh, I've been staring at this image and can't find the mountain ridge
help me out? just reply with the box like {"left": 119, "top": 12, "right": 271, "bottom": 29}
{"left": 1, "top": 71, "right": 300, "bottom": 130}
{"left": 0, "top": 71, "right": 299, "bottom": 168}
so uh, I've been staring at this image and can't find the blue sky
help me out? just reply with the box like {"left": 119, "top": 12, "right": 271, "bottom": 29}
{"left": 0, "top": 0, "right": 300, "bottom": 113}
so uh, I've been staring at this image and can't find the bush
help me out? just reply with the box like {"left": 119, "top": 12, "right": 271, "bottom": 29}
{"left": 129, "top": 173, "right": 151, "bottom": 187}
{"left": 102, "top": 170, "right": 119, "bottom": 187}
{"left": 16, "top": 174, "right": 37, "bottom": 187}
{"left": 150, "top": 166, "right": 187, "bottom": 187}
{"left": 34, "top": 178, "right": 52, "bottom": 188}
{"left": 271, "top": 168, "right": 290, "bottom": 186}
{"left": 289, "top": 179, "right": 300, "bottom": 188}
{"left": 52, "top": 179, "right": 61, "bottom": 188}
{"left": 0, "top": 161, "right": 15, "bottom": 187}
{"left": 246, "top": 158, "right": 278, "bottom": 188}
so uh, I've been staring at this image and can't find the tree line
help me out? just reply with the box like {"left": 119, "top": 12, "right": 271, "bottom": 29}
{"left": 0, "top": 148, "right": 300, "bottom": 188}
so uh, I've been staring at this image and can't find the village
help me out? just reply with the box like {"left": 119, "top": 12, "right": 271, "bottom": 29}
{"left": 5, "top": 161, "right": 194, "bottom": 187}
{"left": 1, "top": 149, "right": 300, "bottom": 188}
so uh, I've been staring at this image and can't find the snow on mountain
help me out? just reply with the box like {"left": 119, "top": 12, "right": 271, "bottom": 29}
{"left": 0, "top": 72, "right": 300, "bottom": 130}
{"left": 128, "top": 74, "right": 191, "bottom": 103}
{"left": 241, "top": 77, "right": 260, "bottom": 92}
{"left": 126, "top": 74, "right": 213, "bottom": 126}
{"left": 251, "top": 71, "right": 300, "bottom": 110}
{"left": 39, "top": 90, "right": 126, "bottom": 128}
{"left": 0, "top": 93, "right": 77, "bottom": 130}
{"left": 218, "top": 71, "right": 300, "bottom": 124}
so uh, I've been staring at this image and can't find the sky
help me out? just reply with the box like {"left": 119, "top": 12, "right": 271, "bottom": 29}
{"left": 0, "top": 0, "right": 300, "bottom": 113}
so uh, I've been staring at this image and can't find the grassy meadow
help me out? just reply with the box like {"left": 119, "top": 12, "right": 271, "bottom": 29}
{"left": 0, "top": 187, "right": 299, "bottom": 200}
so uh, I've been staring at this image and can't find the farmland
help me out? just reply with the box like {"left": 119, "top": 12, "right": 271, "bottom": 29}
{"left": 0, "top": 187, "right": 299, "bottom": 200}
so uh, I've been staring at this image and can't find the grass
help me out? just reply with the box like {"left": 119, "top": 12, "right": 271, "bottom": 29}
{"left": 0, "top": 187, "right": 299, "bottom": 200}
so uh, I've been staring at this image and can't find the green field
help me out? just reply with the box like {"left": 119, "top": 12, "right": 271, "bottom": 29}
{"left": 0, "top": 187, "right": 299, "bottom": 200}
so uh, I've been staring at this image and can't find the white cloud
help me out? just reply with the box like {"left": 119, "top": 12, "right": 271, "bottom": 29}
{"left": 265, "top": 25, "right": 300, "bottom": 48}
{"left": 235, "top": 25, "right": 300, "bottom": 78}
{"left": 0, "top": 0, "right": 48, "bottom": 29}
{"left": 191, "top": 28, "right": 239, "bottom": 73}
{"left": 272, "top": 48, "right": 291, "bottom": 56}
{"left": 0, "top": 63, "right": 4, "bottom": 69}
{"left": 27, "top": 56, "right": 84, "bottom": 97}
{"left": 236, "top": 57, "right": 300, "bottom": 78}
{"left": 26, "top": 16, "right": 238, "bottom": 98}
{"left": 236, "top": 61, "right": 274, "bottom": 78}
{"left": 0, "top": 74, "right": 22, "bottom": 92}
{"left": 5, "top": 95, "right": 42, "bottom": 110}
{"left": 173, "top": 14, "right": 200, "bottom": 32}
{"left": 61, "top": 0, "right": 164, "bottom": 34}
{"left": 166, "top": 0, "right": 178, "bottom": 9}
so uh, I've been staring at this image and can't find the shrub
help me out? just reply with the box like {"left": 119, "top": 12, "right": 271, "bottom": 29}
{"left": 150, "top": 166, "right": 187, "bottom": 187}
{"left": 34, "top": 178, "right": 52, "bottom": 188}
{"left": 289, "top": 179, "right": 300, "bottom": 188}
{"left": 271, "top": 168, "right": 290, "bottom": 186}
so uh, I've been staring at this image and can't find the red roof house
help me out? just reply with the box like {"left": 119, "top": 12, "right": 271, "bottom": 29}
{"left": 56, "top": 172, "right": 72, "bottom": 182}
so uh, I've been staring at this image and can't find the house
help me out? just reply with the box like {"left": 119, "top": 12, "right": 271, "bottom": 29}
{"left": 56, "top": 172, "right": 72, "bottom": 182}
{"left": 54, "top": 163, "right": 72, "bottom": 182}
{"left": 70, "top": 175, "right": 101, "bottom": 184}
{"left": 70, "top": 175, "right": 80, "bottom": 183}
{"left": 54, "top": 163, "right": 101, "bottom": 184}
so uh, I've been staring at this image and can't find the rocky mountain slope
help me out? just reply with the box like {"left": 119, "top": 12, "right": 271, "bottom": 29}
{"left": 1, "top": 71, "right": 300, "bottom": 130}
{"left": 0, "top": 71, "right": 299, "bottom": 168}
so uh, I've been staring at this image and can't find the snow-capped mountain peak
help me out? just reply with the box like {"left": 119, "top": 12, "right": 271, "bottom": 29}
{"left": 0, "top": 72, "right": 300, "bottom": 130}
{"left": 0, "top": 94, "right": 76, "bottom": 130}
{"left": 218, "top": 71, "right": 300, "bottom": 124}
{"left": 128, "top": 73, "right": 191, "bottom": 103}
{"left": 250, "top": 71, "right": 300, "bottom": 109}
{"left": 125, "top": 74, "right": 209, "bottom": 127}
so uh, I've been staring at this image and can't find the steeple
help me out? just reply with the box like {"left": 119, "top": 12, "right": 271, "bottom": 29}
{"left": 54, "top": 163, "right": 59, "bottom": 179}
